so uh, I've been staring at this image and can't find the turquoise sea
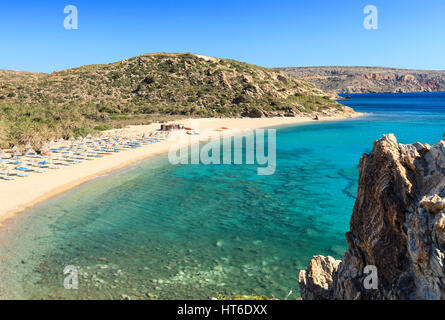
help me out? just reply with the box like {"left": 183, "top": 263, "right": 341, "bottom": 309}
{"left": 1, "top": 92, "right": 445, "bottom": 299}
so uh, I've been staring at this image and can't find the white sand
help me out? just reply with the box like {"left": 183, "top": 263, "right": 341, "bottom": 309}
{"left": 0, "top": 114, "right": 363, "bottom": 228}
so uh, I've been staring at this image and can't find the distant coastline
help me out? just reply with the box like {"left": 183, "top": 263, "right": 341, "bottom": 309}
{"left": 337, "top": 91, "right": 445, "bottom": 96}
{"left": 279, "top": 66, "right": 445, "bottom": 94}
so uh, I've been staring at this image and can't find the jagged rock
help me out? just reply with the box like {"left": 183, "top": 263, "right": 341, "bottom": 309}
{"left": 299, "top": 134, "right": 445, "bottom": 300}
{"left": 241, "top": 107, "right": 264, "bottom": 118}
{"left": 298, "top": 256, "right": 340, "bottom": 300}
{"left": 421, "top": 195, "right": 445, "bottom": 214}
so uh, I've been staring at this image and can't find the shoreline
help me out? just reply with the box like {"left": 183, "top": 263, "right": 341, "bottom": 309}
{"left": 0, "top": 113, "right": 364, "bottom": 230}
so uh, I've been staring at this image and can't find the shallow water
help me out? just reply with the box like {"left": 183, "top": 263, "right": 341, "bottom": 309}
{"left": 1, "top": 92, "right": 445, "bottom": 299}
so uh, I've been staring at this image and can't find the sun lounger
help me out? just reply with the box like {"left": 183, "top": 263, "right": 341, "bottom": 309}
{"left": 17, "top": 173, "right": 29, "bottom": 177}
{"left": 1, "top": 176, "right": 16, "bottom": 180}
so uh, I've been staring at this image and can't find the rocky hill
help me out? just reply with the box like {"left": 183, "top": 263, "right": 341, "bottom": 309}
{"left": 279, "top": 66, "right": 445, "bottom": 93}
{"left": 0, "top": 53, "right": 351, "bottom": 147}
{"left": 299, "top": 134, "right": 445, "bottom": 300}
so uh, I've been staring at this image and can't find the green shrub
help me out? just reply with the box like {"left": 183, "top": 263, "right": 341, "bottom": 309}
{"left": 93, "top": 124, "right": 113, "bottom": 131}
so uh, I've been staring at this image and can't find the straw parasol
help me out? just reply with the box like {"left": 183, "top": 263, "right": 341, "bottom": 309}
{"left": 40, "top": 143, "right": 51, "bottom": 155}
{"left": 0, "top": 162, "right": 7, "bottom": 173}
{"left": 47, "top": 140, "right": 55, "bottom": 149}
{"left": 24, "top": 143, "right": 36, "bottom": 156}
{"left": 11, "top": 146, "right": 22, "bottom": 157}
{"left": 0, "top": 148, "right": 7, "bottom": 159}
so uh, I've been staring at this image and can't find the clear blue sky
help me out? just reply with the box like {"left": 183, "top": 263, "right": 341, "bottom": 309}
{"left": 1, "top": 0, "right": 444, "bottom": 73}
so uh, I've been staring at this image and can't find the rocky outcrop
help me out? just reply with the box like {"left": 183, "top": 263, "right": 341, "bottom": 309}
{"left": 298, "top": 256, "right": 340, "bottom": 300}
{"left": 299, "top": 134, "right": 445, "bottom": 300}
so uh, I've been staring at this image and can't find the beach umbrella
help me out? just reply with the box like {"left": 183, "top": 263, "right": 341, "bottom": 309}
{"left": 0, "top": 163, "right": 8, "bottom": 173}
{"left": 41, "top": 142, "right": 50, "bottom": 150}
{"left": 4, "top": 163, "right": 13, "bottom": 175}
{"left": 40, "top": 143, "right": 51, "bottom": 156}
{"left": 24, "top": 144, "right": 36, "bottom": 156}
{"left": 48, "top": 143, "right": 57, "bottom": 150}
{"left": 11, "top": 146, "right": 22, "bottom": 157}
{"left": 0, "top": 148, "right": 7, "bottom": 159}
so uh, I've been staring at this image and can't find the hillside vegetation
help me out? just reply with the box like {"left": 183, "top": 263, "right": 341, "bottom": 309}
{"left": 0, "top": 53, "right": 347, "bottom": 148}
{"left": 279, "top": 66, "right": 445, "bottom": 93}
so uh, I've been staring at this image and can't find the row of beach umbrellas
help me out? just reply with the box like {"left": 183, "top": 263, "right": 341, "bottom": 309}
{"left": 0, "top": 131, "right": 167, "bottom": 181}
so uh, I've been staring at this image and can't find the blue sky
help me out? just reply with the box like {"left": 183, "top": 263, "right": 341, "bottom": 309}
{"left": 1, "top": 0, "right": 444, "bottom": 73}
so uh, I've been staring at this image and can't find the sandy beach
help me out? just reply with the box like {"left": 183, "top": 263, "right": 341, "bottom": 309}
{"left": 0, "top": 114, "right": 363, "bottom": 228}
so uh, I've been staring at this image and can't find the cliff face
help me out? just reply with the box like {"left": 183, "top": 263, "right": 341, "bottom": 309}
{"left": 299, "top": 134, "right": 445, "bottom": 300}
{"left": 279, "top": 67, "right": 445, "bottom": 93}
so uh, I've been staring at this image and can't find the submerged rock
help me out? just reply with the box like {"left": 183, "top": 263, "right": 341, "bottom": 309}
{"left": 299, "top": 134, "right": 445, "bottom": 300}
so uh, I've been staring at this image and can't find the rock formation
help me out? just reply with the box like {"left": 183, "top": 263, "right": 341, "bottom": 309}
{"left": 299, "top": 134, "right": 445, "bottom": 300}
